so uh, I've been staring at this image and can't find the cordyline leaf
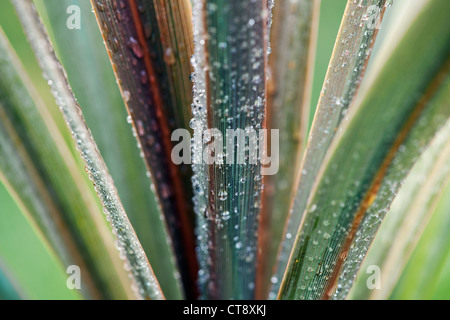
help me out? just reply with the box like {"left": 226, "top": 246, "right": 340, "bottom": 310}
{"left": 0, "top": 27, "right": 133, "bottom": 300}
{"left": 278, "top": 0, "right": 450, "bottom": 300}
{"left": 390, "top": 179, "right": 450, "bottom": 300}
{"left": 0, "top": 259, "right": 24, "bottom": 300}
{"left": 348, "top": 121, "right": 450, "bottom": 300}
{"left": 328, "top": 3, "right": 450, "bottom": 301}
{"left": 0, "top": 0, "right": 71, "bottom": 139}
{"left": 279, "top": 1, "right": 450, "bottom": 299}
{"left": 0, "top": 181, "right": 81, "bottom": 300}
{"left": 12, "top": 0, "right": 164, "bottom": 300}
{"left": 90, "top": 0, "right": 197, "bottom": 299}
{"left": 257, "top": 0, "right": 320, "bottom": 299}
{"left": 191, "top": 0, "right": 271, "bottom": 299}
{"left": 272, "top": 0, "right": 389, "bottom": 295}
{"left": 34, "top": 0, "right": 181, "bottom": 299}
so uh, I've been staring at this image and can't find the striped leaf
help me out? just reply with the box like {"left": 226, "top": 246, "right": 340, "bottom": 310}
{"left": 90, "top": 0, "right": 198, "bottom": 299}
{"left": 257, "top": 0, "right": 320, "bottom": 299}
{"left": 191, "top": 0, "right": 270, "bottom": 299}
{"left": 12, "top": 0, "right": 164, "bottom": 300}
{"left": 348, "top": 121, "right": 450, "bottom": 300}
{"left": 0, "top": 26, "right": 134, "bottom": 299}
{"left": 278, "top": 0, "right": 450, "bottom": 299}
{"left": 273, "top": 0, "right": 389, "bottom": 294}
{"left": 34, "top": 0, "right": 182, "bottom": 299}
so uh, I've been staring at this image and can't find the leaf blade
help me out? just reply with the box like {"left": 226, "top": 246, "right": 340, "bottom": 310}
{"left": 34, "top": 0, "right": 182, "bottom": 299}
{"left": 90, "top": 0, "right": 198, "bottom": 298}
{"left": 191, "top": 0, "right": 270, "bottom": 299}
{"left": 273, "top": 0, "right": 389, "bottom": 294}
{"left": 0, "top": 26, "right": 135, "bottom": 299}
{"left": 348, "top": 121, "right": 450, "bottom": 300}
{"left": 278, "top": 0, "right": 450, "bottom": 300}
{"left": 12, "top": 0, "right": 164, "bottom": 300}
{"left": 390, "top": 179, "right": 450, "bottom": 299}
{"left": 0, "top": 181, "right": 81, "bottom": 300}
{"left": 257, "top": 0, "right": 320, "bottom": 299}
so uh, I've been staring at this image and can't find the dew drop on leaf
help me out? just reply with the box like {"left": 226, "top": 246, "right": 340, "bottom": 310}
{"left": 123, "top": 90, "right": 131, "bottom": 102}
{"left": 128, "top": 37, "right": 143, "bottom": 58}
{"left": 218, "top": 190, "right": 228, "bottom": 201}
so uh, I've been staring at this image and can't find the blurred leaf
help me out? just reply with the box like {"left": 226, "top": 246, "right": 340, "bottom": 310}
{"left": 90, "top": 0, "right": 197, "bottom": 299}
{"left": 190, "top": 0, "right": 270, "bottom": 299}
{"left": 273, "top": 0, "right": 389, "bottom": 295}
{"left": 258, "top": 0, "right": 320, "bottom": 299}
{"left": 0, "top": 26, "right": 134, "bottom": 299}
{"left": 0, "top": 182, "right": 79, "bottom": 300}
{"left": 0, "top": 0, "right": 70, "bottom": 140}
{"left": 12, "top": 0, "right": 163, "bottom": 300}
{"left": 428, "top": 239, "right": 450, "bottom": 300}
{"left": 278, "top": 0, "right": 450, "bottom": 300}
{"left": 309, "top": 0, "right": 347, "bottom": 125}
{"left": 34, "top": 0, "right": 182, "bottom": 299}
{"left": 390, "top": 179, "right": 450, "bottom": 300}
{"left": 0, "top": 260, "right": 24, "bottom": 300}
{"left": 348, "top": 121, "right": 450, "bottom": 300}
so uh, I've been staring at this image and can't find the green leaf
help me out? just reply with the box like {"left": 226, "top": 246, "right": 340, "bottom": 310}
{"left": 0, "top": 181, "right": 79, "bottom": 300}
{"left": 390, "top": 178, "right": 450, "bottom": 300}
{"left": 308, "top": 0, "right": 347, "bottom": 124}
{"left": 90, "top": 0, "right": 198, "bottom": 299}
{"left": 11, "top": 0, "right": 164, "bottom": 300}
{"left": 257, "top": 0, "right": 320, "bottom": 299}
{"left": 0, "top": 0, "right": 70, "bottom": 139}
{"left": 33, "top": 0, "right": 182, "bottom": 299}
{"left": 348, "top": 121, "right": 450, "bottom": 300}
{"left": 0, "top": 26, "right": 134, "bottom": 299}
{"left": 191, "top": 0, "right": 270, "bottom": 299}
{"left": 278, "top": 0, "right": 450, "bottom": 300}
{"left": 272, "top": 0, "right": 389, "bottom": 295}
{"left": 0, "top": 260, "right": 24, "bottom": 300}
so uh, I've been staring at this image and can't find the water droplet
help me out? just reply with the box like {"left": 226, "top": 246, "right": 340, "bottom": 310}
{"left": 139, "top": 70, "right": 148, "bottom": 85}
{"left": 218, "top": 42, "right": 227, "bottom": 49}
{"left": 164, "top": 47, "right": 176, "bottom": 65}
{"left": 128, "top": 37, "right": 143, "bottom": 58}
{"left": 136, "top": 120, "right": 145, "bottom": 136}
{"left": 123, "top": 90, "right": 131, "bottom": 102}
{"left": 221, "top": 211, "right": 230, "bottom": 221}
{"left": 115, "top": 9, "right": 123, "bottom": 21}
{"left": 160, "top": 183, "right": 171, "bottom": 199}
{"left": 111, "top": 38, "right": 120, "bottom": 52}
{"left": 218, "top": 190, "right": 228, "bottom": 201}
{"left": 96, "top": 1, "right": 106, "bottom": 12}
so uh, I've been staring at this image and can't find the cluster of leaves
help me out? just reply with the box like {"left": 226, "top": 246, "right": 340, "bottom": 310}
{"left": 0, "top": 0, "right": 449, "bottom": 300}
